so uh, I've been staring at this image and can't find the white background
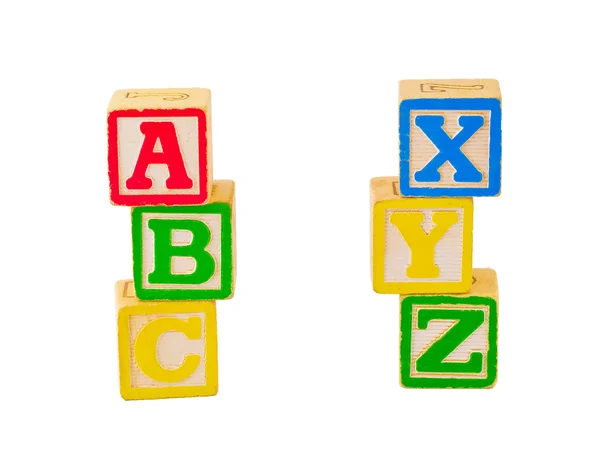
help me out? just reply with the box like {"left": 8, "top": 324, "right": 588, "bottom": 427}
{"left": 1, "top": 1, "right": 598, "bottom": 449}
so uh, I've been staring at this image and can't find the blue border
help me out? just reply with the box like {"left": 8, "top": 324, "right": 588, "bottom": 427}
{"left": 399, "top": 98, "right": 501, "bottom": 197}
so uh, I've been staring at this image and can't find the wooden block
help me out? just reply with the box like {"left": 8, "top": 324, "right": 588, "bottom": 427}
{"left": 399, "top": 268, "right": 498, "bottom": 388}
{"left": 371, "top": 176, "right": 473, "bottom": 294}
{"left": 398, "top": 79, "right": 501, "bottom": 197}
{"left": 108, "top": 88, "right": 212, "bottom": 206}
{"left": 132, "top": 180, "right": 235, "bottom": 300}
{"left": 116, "top": 280, "right": 218, "bottom": 400}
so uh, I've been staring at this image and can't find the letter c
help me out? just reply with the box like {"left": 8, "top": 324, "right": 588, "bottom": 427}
{"left": 134, "top": 317, "right": 202, "bottom": 382}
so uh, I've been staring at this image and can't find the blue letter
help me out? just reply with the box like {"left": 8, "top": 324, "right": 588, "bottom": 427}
{"left": 414, "top": 115, "right": 484, "bottom": 183}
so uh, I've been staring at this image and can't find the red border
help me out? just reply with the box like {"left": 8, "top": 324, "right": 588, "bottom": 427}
{"left": 108, "top": 108, "right": 209, "bottom": 206}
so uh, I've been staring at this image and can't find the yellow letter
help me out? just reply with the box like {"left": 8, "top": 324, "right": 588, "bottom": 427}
{"left": 134, "top": 317, "right": 202, "bottom": 382}
{"left": 389, "top": 211, "right": 459, "bottom": 278}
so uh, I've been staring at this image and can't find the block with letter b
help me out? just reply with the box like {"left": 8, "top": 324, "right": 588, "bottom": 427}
{"left": 116, "top": 280, "right": 218, "bottom": 400}
{"left": 132, "top": 180, "right": 235, "bottom": 300}
{"left": 399, "top": 269, "right": 498, "bottom": 388}
{"left": 371, "top": 177, "right": 473, "bottom": 294}
{"left": 399, "top": 79, "right": 501, "bottom": 197}
{"left": 107, "top": 88, "right": 212, "bottom": 206}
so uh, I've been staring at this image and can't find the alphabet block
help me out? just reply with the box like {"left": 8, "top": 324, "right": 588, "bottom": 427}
{"left": 399, "top": 79, "right": 501, "bottom": 197}
{"left": 399, "top": 268, "right": 498, "bottom": 388}
{"left": 371, "top": 176, "right": 473, "bottom": 294}
{"left": 132, "top": 179, "right": 235, "bottom": 300}
{"left": 108, "top": 88, "right": 212, "bottom": 206}
{"left": 116, "top": 280, "right": 218, "bottom": 400}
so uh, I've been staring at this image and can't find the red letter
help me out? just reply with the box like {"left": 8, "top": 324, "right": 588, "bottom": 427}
{"left": 126, "top": 122, "right": 193, "bottom": 190}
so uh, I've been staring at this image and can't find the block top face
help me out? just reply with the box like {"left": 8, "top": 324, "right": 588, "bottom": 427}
{"left": 115, "top": 279, "right": 137, "bottom": 308}
{"left": 399, "top": 268, "right": 498, "bottom": 300}
{"left": 398, "top": 79, "right": 501, "bottom": 198}
{"left": 107, "top": 88, "right": 212, "bottom": 206}
{"left": 463, "top": 268, "right": 498, "bottom": 299}
{"left": 399, "top": 79, "right": 501, "bottom": 101}
{"left": 370, "top": 176, "right": 475, "bottom": 207}
{"left": 108, "top": 88, "right": 211, "bottom": 112}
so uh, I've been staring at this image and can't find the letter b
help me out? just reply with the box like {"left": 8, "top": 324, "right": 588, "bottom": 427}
{"left": 148, "top": 219, "right": 216, "bottom": 285}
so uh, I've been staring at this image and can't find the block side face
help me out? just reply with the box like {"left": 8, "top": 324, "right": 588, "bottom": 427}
{"left": 399, "top": 98, "right": 501, "bottom": 197}
{"left": 372, "top": 197, "right": 472, "bottom": 294}
{"left": 370, "top": 179, "right": 394, "bottom": 284}
{"left": 372, "top": 201, "right": 386, "bottom": 292}
{"left": 117, "top": 305, "right": 135, "bottom": 399}
{"left": 132, "top": 203, "right": 233, "bottom": 300}
{"left": 117, "top": 301, "right": 218, "bottom": 400}
{"left": 108, "top": 108, "right": 210, "bottom": 206}
{"left": 400, "top": 295, "right": 497, "bottom": 388}
{"left": 108, "top": 88, "right": 211, "bottom": 112}
{"left": 204, "top": 97, "right": 214, "bottom": 207}
{"left": 230, "top": 193, "right": 237, "bottom": 290}
{"left": 399, "top": 79, "right": 501, "bottom": 101}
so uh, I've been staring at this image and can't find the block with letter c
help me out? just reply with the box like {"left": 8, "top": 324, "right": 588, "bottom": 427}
{"left": 116, "top": 280, "right": 218, "bottom": 400}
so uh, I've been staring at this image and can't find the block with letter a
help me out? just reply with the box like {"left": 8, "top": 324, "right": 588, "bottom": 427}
{"left": 107, "top": 88, "right": 212, "bottom": 206}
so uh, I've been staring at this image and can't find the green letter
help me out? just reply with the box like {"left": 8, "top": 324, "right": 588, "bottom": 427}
{"left": 416, "top": 309, "right": 484, "bottom": 373}
{"left": 148, "top": 219, "right": 215, "bottom": 285}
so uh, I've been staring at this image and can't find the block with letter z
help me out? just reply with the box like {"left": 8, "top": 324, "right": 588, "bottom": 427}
{"left": 400, "top": 269, "right": 498, "bottom": 388}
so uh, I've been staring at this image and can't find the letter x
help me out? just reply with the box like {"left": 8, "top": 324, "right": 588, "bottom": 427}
{"left": 414, "top": 115, "right": 484, "bottom": 183}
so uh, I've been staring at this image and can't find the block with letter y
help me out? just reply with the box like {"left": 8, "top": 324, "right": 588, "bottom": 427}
{"left": 132, "top": 180, "right": 235, "bottom": 300}
{"left": 399, "top": 268, "right": 498, "bottom": 388}
{"left": 107, "top": 88, "right": 213, "bottom": 206}
{"left": 371, "top": 177, "right": 473, "bottom": 294}
{"left": 399, "top": 79, "right": 502, "bottom": 197}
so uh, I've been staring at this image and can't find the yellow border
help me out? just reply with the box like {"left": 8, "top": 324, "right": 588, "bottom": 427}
{"left": 118, "top": 301, "right": 218, "bottom": 400}
{"left": 372, "top": 197, "right": 473, "bottom": 294}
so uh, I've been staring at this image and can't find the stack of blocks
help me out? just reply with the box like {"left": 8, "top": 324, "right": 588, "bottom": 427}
{"left": 107, "top": 88, "right": 235, "bottom": 400}
{"left": 370, "top": 79, "right": 501, "bottom": 388}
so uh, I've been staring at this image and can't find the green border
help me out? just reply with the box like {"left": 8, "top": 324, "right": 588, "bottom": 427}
{"left": 132, "top": 203, "right": 233, "bottom": 300}
{"left": 400, "top": 295, "right": 497, "bottom": 388}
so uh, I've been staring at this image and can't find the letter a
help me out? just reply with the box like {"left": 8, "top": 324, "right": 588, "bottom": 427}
{"left": 126, "top": 122, "right": 193, "bottom": 190}
{"left": 389, "top": 211, "right": 459, "bottom": 278}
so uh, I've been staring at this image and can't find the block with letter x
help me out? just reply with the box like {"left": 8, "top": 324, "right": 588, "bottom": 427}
{"left": 371, "top": 177, "right": 473, "bottom": 294}
{"left": 399, "top": 79, "right": 502, "bottom": 197}
{"left": 132, "top": 180, "right": 235, "bottom": 300}
{"left": 399, "top": 269, "right": 498, "bottom": 388}
{"left": 108, "top": 88, "right": 212, "bottom": 206}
